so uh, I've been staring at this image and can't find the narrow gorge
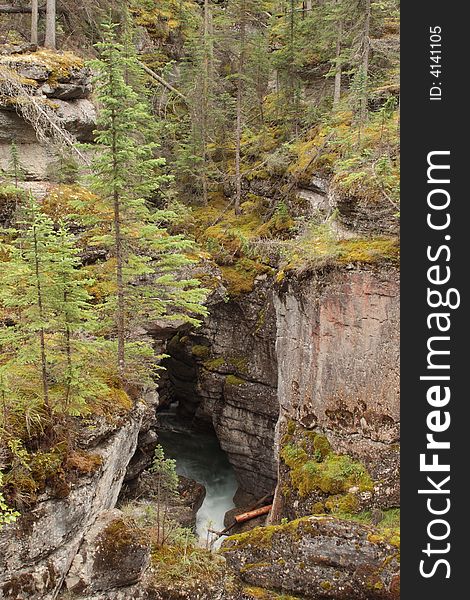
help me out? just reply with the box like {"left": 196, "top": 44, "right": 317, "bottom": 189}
{"left": 0, "top": 2, "right": 400, "bottom": 599}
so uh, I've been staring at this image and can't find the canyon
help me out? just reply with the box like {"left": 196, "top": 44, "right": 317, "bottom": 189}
{"left": 0, "top": 46, "right": 400, "bottom": 600}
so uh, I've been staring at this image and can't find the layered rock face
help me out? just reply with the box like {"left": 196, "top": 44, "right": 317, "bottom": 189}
{"left": 272, "top": 267, "right": 400, "bottom": 519}
{"left": 160, "top": 282, "right": 279, "bottom": 500}
{"left": 0, "top": 49, "right": 96, "bottom": 185}
{"left": 0, "top": 397, "right": 156, "bottom": 600}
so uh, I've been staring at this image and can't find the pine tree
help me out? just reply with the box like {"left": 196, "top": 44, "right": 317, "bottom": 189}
{"left": 84, "top": 21, "right": 208, "bottom": 380}
{"left": 222, "top": 0, "right": 265, "bottom": 213}
{"left": 150, "top": 444, "right": 179, "bottom": 547}
{"left": 0, "top": 196, "right": 110, "bottom": 436}
{"left": 9, "top": 141, "right": 24, "bottom": 189}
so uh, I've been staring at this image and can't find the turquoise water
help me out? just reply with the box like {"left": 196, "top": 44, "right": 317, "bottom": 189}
{"left": 157, "top": 407, "right": 238, "bottom": 548}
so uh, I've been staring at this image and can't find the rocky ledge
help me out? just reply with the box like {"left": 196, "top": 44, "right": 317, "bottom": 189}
{"left": 0, "top": 48, "right": 96, "bottom": 183}
{"left": 0, "top": 393, "right": 157, "bottom": 600}
{"left": 223, "top": 516, "right": 400, "bottom": 600}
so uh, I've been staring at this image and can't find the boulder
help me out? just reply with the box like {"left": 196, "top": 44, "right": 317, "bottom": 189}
{"left": 222, "top": 516, "right": 400, "bottom": 600}
{"left": 121, "top": 472, "right": 206, "bottom": 530}
{"left": 54, "top": 99, "right": 97, "bottom": 142}
{"left": 65, "top": 510, "right": 150, "bottom": 595}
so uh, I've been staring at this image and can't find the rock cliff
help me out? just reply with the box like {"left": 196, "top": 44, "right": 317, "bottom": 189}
{"left": 223, "top": 516, "right": 400, "bottom": 600}
{"left": 0, "top": 48, "right": 95, "bottom": 188}
{"left": 272, "top": 266, "right": 400, "bottom": 520}
{"left": 0, "top": 396, "right": 156, "bottom": 600}
{"left": 157, "top": 281, "right": 279, "bottom": 500}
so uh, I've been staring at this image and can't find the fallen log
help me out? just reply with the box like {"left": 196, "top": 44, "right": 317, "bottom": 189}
{"left": 138, "top": 61, "right": 187, "bottom": 103}
{"left": 207, "top": 491, "right": 274, "bottom": 537}
{"left": 235, "top": 504, "right": 272, "bottom": 524}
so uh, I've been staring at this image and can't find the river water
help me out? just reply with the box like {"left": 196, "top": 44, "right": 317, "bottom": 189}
{"left": 157, "top": 406, "right": 238, "bottom": 548}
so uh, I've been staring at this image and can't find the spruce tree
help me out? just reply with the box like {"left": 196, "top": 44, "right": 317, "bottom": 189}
{"left": 9, "top": 141, "right": 24, "bottom": 189}
{"left": 85, "top": 22, "right": 208, "bottom": 380}
{"left": 0, "top": 196, "right": 110, "bottom": 435}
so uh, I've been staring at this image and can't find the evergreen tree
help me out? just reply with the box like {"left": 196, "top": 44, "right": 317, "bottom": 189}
{"left": 222, "top": 0, "right": 265, "bottom": 213}
{"left": 0, "top": 196, "right": 110, "bottom": 437}
{"left": 8, "top": 141, "right": 25, "bottom": 189}
{"left": 150, "top": 444, "right": 179, "bottom": 547}
{"left": 85, "top": 21, "right": 208, "bottom": 380}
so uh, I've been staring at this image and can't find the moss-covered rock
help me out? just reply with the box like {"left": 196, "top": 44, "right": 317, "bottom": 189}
{"left": 223, "top": 516, "right": 400, "bottom": 600}
{"left": 279, "top": 425, "right": 374, "bottom": 520}
{"left": 66, "top": 510, "right": 150, "bottom": 594}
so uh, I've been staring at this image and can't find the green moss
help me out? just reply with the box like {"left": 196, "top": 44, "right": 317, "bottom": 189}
{"left": 191, "top": 344, "right": 210, "bottom": 359}
{"left": 225, "top": 523, "right": 280, "bottom": 550}
{"left": 255, "top": 306, "right": 267, "bottom": 332}
{"left": 203, "top": 357, "right": 225, "bottom": 371}
{"left": 240, "top": 561, "right": 271, "bottom": 573}
{"left": 279, "top": 222, "right": 399, "bottom": 273}
{"left": 242, "top": 586, "right": 302, "bottom": 600}
{"left": 220, "top": 258, "right": 272, "bottom": 296}
{"left": 0, "top": 49, "right": 84, "bottom": 82}
{"left": 312, "top": 501, "right": 325, "bottom": 514}
{"left": 151, "top": 543, "right": 225, "bottom": 589}
{"left": 313, "top": 434, "right": 331, "bottom": 460}
{"left": 368, "top": 527, "right": 401, "bottom": 549}
{"left": 226, "top": 374, "right": 246, "bottom": 386}
{"left": 320, "top": 581, "right": 332, "bottom": 591}
{"left": 280, "top": 444, "right": 309, "bottom": 470}
{"left": 325, "top": 493, "right": 360, "bottom": 514}
{"left": 338, "top": 508, "right": 400, "bottom": 531}
{"left": 286, "top": 419, "right": 296, "bottom": 436}
{"left": 337, "top": 237, "right": 399, "bottom": 264}
{"left": 280, "top": 430, "right": 373, "bottom": 511}
{"left": 228, "top": 356, "right": 249, "bottom": 373}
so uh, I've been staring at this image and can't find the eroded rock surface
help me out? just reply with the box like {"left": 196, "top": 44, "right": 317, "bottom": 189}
{"left": 223, "top": 516, "right": 400, "bottom": 600}
{"left": 159, "top": 281, "right": 279, "bottom": 499}
{"left": 272, "top": 267, "right": 400, "bottom": 520}
{"left": 65, "top": 509, "right": 150, "bottom": 595}
{"left": 0, "top": 49, "right": 96, "bottom": 181}
{"left": 0, "top": 397, "right": 156, "bottom": 600}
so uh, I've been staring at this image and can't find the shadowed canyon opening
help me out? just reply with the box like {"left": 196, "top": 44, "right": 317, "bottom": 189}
{"left": 155, "top": 329, "right": 279, "bottom": 547}
{"left": 157, "top": 404, "right": 238, "bottom": 548}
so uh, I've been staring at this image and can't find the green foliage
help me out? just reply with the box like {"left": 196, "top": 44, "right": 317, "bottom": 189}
{"left": 148, "top": 445, "right": 181, "bottom": 548}
{"left": 151, "top": 543, "right": 225, "bottom": 591}
{"left": 280, "top": 429, "right": 373, "bottom": 509}
{"left": 83, "top": 21, "right": 209, "bottom": 378}
{"left": 0, "top": 196, "right": 129, "bottom": 506}
{"left": 0, "top": 197, "right": 114, "bottom": 432}
{"left": 150, "top": 444, "right": 179, "bottom": 499}
{"left": 8, "top": 141, "right": 25, "bottom": 187}
{"left": 0, "top": 472, "right": 20, "bottom": 528}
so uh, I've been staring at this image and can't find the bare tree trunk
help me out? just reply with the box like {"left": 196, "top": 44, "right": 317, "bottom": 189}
{"left": 31, "top": 0, "right": 38, "bottom": 45}
{"left": 63, "top": 291, "right": 72, "bottom": 411}
{"left": 234, "top": 0, "right": 247, "bottom": 216}
{"left": 359, "top": 0, "right": 371, "bottom": 123}
{"left": 45, "top": 0, "right": 56, "bottom": 49}
{"left": 201, "top": 0, "right": 212, "bottom": 205}
{"left": 33, "top": 224, "right": 51, "bottom": 414}
{"left": 111, "top": 109, "right": 125, "bottom": 378}
{"left": 333, "top": 1, "right": 343, "bottom": 108}
{"left": 289, "top": 0, "right": 299, "bottom": 134}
